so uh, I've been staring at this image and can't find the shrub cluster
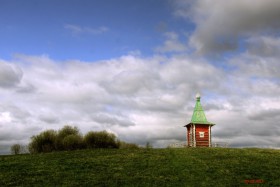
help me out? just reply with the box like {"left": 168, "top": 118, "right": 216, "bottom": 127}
{"left": 84, "top": 131, "right": 119, "bottom": 149}
{"left": 118, "top": 141, "right": 140, "bottom": 149}
{"left": 28, "top": 125, "right": 138, "bottom": 153}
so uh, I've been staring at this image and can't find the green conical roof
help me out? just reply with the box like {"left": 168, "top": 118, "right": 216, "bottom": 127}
{"left": 190, "top": 94, "right": 214, "bottom": 125}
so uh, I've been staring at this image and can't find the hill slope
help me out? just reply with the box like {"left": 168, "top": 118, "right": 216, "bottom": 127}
{"left": 0, "top": 148, "right": 279, "bottom": 186}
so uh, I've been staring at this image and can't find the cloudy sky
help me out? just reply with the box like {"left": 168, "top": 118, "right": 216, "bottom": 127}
{"left": 1, "top": 0, "right": 280, "bottom": 153}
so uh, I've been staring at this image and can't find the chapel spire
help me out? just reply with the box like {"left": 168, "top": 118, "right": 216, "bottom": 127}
{"left": 190, "top": 93, "right": 212, "bottom": 125}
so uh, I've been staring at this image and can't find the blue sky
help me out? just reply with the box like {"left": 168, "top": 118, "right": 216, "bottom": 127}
{"left": 0, "top": 0, "right": 193, "bottom": 61}
{"left": 1, "top": 0, "right": 280, "bottom": 153}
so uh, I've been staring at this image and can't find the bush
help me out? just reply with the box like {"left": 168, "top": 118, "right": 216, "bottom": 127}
{"left": 84, "top": 131, "right": 119, "bottom": 149}
{"left": 11, "top": 144, "right": 21, "bottom": 155}
{"left": 28, "top": 130, "right": 57, "bottom": 153}
{"left": 62, "top": 134, "right": 84, "bottom": 151}
{"left": 57, "top": 126, "right": 80, "bottom": 139}
{"left": 119, "top": 141, "right": 139, "bottom": 149}
{"left": 56, "top": 125, "right": 82, "bottom": 150}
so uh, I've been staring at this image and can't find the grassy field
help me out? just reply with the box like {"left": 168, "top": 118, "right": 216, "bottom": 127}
{"left": 0, "top": 148, "right": 279, "bottom": 186}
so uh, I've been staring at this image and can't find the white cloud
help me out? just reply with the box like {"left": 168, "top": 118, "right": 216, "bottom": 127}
{"left": 91, "top": 113, "right": 135, "bottom": 127}
{"left": 64, "top": 24, "right": 108, "bottom": 35}
{"left": 0, "top": 60, "right": 23, "bottom": 88}
{"left": 0, "top": 112, "right": 12, "bottom": 123}
{"left": 173, "top": 0, "right": 280, "bottom": 55}
{"left": 155, "top": 32, "right": 187, "bottom": 53}
{"left": 246, "top": 36, "right": 280, "bottom": 57}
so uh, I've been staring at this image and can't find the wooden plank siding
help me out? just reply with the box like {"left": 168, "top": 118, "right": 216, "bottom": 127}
{"left": 195, "top": 125, "right": 209, "bottom": 147}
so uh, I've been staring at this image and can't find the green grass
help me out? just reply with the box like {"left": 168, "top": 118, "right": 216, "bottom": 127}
{"left": 0, "top": 148, "right": 279, "bottom": 186}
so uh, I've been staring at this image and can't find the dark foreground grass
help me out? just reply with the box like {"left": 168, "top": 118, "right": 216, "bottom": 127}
{"left": 0, "top": 148, "right": 279, "bottom": 186}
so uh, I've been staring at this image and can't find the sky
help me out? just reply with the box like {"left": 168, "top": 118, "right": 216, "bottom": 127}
{"left": 1, "top": 0, "right": 280, "bottom": 154}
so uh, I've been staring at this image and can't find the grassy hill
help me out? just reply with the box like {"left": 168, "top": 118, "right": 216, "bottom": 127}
{"left": 0, "top": 148, "right": 279, "bottom": 186}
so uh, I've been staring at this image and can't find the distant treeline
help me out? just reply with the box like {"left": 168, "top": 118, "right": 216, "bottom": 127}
{"left": 11, "top": 126, "right": 139, "bottom": 154}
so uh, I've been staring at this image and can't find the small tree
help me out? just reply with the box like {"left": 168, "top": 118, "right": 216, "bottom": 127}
{"left": 146, "top": 142, "right": 153, "bottom": 149}
{"left": 11, "top": 144, "right": 21, "bottom": 155}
